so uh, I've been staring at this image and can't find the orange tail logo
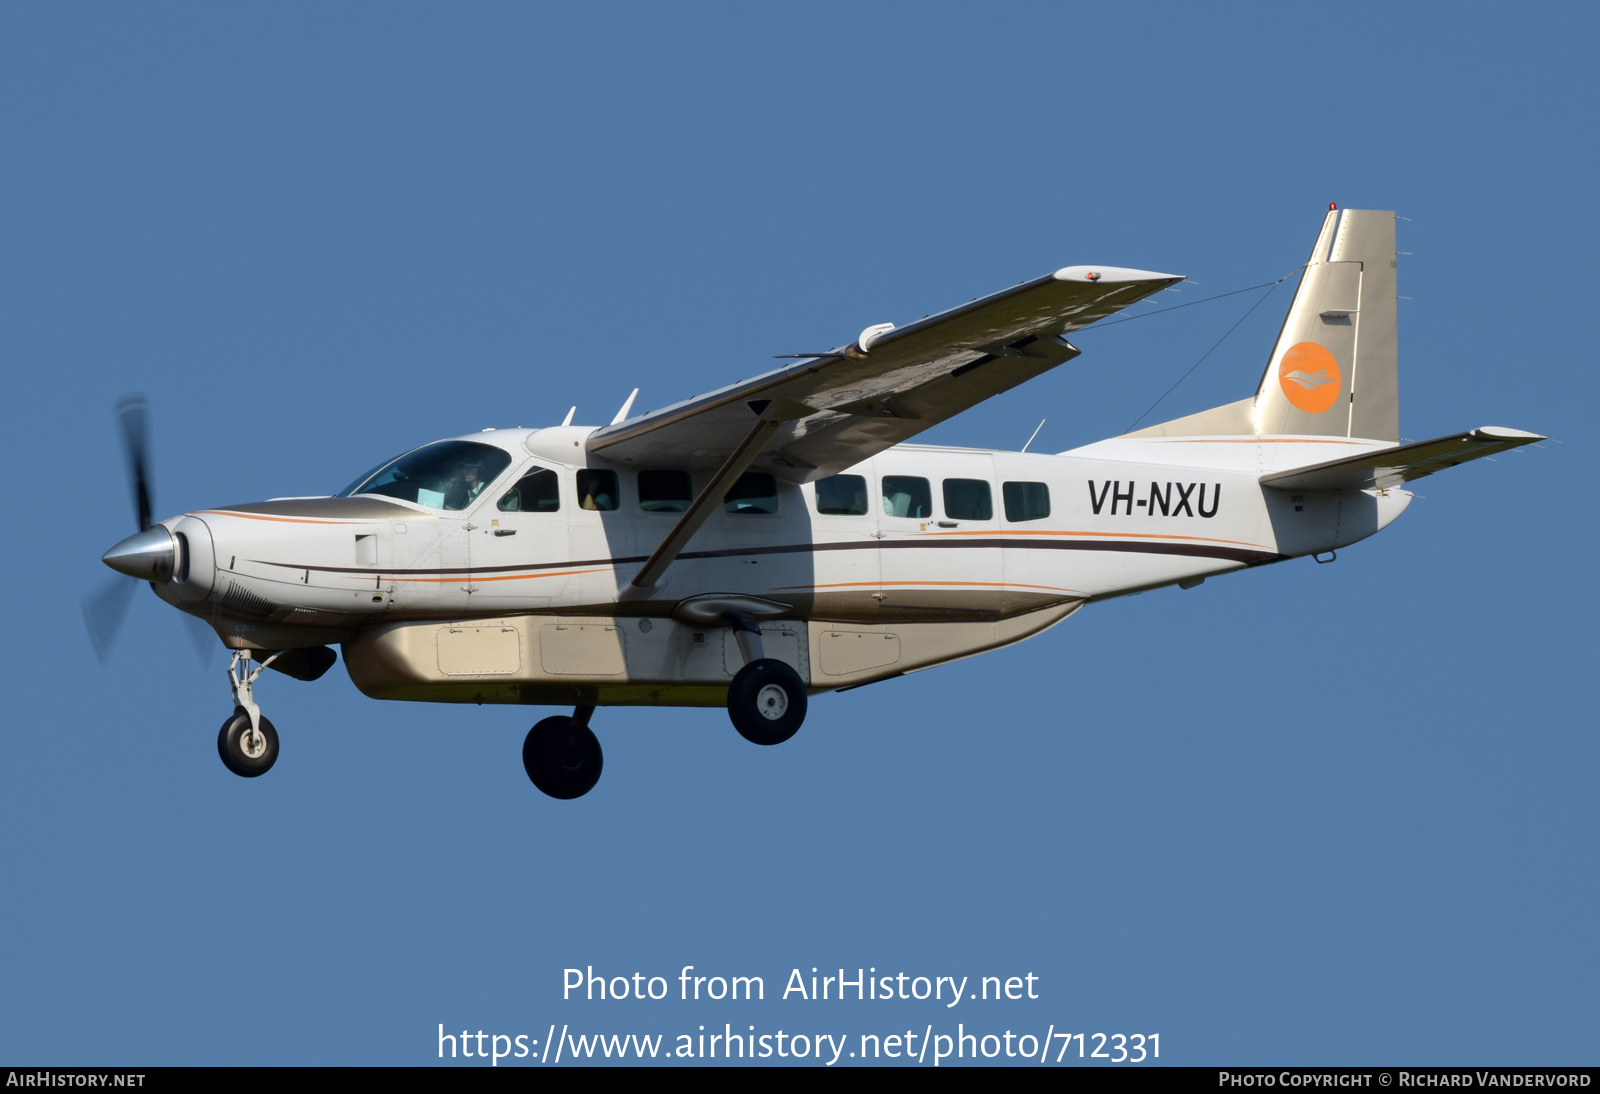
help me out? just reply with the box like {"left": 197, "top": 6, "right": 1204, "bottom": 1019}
{"left": 1278, "top": 342, "right": 1342, "bottom": 414}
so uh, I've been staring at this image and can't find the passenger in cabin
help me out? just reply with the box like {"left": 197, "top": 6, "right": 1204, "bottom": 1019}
{"left": 881, "top": 475, "right": 932, "bottom": 518}
{"left": 577, "top": 469, "right": 618, "bottom": 512}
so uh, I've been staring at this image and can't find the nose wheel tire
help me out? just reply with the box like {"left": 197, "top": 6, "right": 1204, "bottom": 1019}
{"left": 728, "top": 658, "right": 807, "bottom": 746}
{"left": 522, "top": 716, "right": 604, "bottom": 800}
{"left": 217, "top": 708, "right": 279, "bottom": 777}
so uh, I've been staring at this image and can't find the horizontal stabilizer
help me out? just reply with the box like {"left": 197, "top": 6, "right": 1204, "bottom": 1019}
{"left": 1261, "top": 427, "right": 1545, "bottom": 491}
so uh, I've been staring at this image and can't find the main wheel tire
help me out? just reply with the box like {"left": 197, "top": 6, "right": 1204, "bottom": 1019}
{"left": 522, "top": 716, "right": 604, "bottom": 800}
{"left": 728, "top": 658, "right": 807, "bottom": 746}
{"left": 217, "top": 708, "right": 279, "bottom": 777}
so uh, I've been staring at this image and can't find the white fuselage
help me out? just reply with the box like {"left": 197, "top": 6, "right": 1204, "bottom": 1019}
{"left": 153, "top": 426, "right": 1411, "bottom": 705}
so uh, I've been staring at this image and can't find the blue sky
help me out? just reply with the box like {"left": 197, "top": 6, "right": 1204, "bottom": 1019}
{"left": 1, "top": 2, "right": 1594, "bottom": 1066}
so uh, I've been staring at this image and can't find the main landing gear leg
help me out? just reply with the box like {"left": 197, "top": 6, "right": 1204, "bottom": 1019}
{"left": 522, "top": 704, "right": 604, "bottom": 800}
{"left": 218, "top": 650, "right": 282, "bottom": 777}
{"left": 723, "top": 611, "right": 807, "bottom": 746}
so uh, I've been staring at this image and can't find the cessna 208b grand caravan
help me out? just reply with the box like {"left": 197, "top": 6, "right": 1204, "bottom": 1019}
{"left": 91, "top": 207, "right": 1541, "bottom": 798}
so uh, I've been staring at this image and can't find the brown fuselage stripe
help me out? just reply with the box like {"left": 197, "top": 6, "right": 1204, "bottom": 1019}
{"left": 254, "top": 536, "right": 1285, "bottom": 577}
{"left": 921, "top": 528, "right": 1262, "bottom": 547}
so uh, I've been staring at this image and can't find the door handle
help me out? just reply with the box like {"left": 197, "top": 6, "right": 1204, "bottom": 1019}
{"left": 492, "top": 529, "right": 517, "bottom": 537}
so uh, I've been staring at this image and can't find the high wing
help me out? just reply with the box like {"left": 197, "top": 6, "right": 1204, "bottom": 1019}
{"left": 1261, "top": 427, "right": 1546, "bottom": 491}
{"left": 587, "top": 264, "right": 1183, "bottom": 482}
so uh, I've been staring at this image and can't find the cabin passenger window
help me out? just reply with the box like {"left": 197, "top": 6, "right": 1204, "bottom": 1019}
{"left": 814, "top": 474, "right": 868, "bottom": 515}
{"left": 881, "top": 476, "right": 932, "bottom": 518}
{"left": 723, "top": 472, "right": 778, "bottom": 514}
{"left": 497, "top": 468, "right": 560, "bottom": 512}
{"left": 942, "top": 478, "right": 993, "bottom": 520}
{"left": 577, "top": 469, "right": 619, "bottom": 512}
{"left": 1003, "top": 481, "right": 1051, "bottom": 522}
{"left": 639, "top": 470, "right": 692, "bottom": 513}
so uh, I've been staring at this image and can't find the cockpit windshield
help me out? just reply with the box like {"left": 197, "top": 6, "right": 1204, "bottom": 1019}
{"left": 337, "top": 441, "right": 513, "bottom": 511}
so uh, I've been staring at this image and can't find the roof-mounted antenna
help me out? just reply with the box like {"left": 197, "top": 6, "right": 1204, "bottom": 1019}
{"left": 1020, "top": 418, "right": 1046, "bottom": 453}
{"left": 561, "top": 406, "right": 576, "bottom": 427}
{"left": 611, "top": 388, "right": 639, "bottom": 426}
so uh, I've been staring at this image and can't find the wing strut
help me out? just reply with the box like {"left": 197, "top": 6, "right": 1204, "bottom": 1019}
{"left": 628, "top": 408, "right": 784, "bottom": 589}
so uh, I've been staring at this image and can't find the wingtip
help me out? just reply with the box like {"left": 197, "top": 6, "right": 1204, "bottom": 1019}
{"left": 1053, "top": 265, "right": 1184, "bottom": 285}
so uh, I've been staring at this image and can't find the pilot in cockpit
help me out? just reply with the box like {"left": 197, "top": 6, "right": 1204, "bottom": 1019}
{"left": 445, "top": 462, "right": 490, "bottom": 510}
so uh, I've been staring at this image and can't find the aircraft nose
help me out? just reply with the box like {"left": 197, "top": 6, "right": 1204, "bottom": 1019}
{"left": 103, "top": 526, "right": 177, "bottom": 583}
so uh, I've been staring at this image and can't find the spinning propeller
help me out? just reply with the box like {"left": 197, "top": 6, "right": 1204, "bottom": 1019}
{"left": 82, "top": 394, "right": 215, "bottom": 668}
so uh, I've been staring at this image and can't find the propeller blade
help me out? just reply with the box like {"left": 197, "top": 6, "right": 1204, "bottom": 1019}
{"left": 179, "top": 611, "right": 218, "bottom": 672}
{"left": 82, "top": 575, "right": 137, "bottom": 663}
{"left": 115, "top": 393, "right": 152, "bottom": 531}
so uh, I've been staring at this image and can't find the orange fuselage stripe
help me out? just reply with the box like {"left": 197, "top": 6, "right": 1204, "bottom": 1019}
{"left": 197, "top": 510, "right": 395, "bottom": 526}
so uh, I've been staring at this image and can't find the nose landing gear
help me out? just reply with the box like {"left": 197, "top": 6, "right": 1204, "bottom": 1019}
{"left": 522, "top": 705, "right": 604, "bottom": 799}
{"left": 218, "top": 650, "right": 283, "bottom": 777}
{"left": 218, "top": 707, "right": 279, "bottom": 777}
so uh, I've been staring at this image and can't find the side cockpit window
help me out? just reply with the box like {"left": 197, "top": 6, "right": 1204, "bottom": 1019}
{"left": 498, "top": 468, "right": 560, "bottom": 512}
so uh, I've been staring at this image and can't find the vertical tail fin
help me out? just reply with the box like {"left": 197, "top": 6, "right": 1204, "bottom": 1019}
{"left": 1254, "top": 207, "right": 1398, "bottom": 440}
{"left": 1125, "top": 207, "right": 1399, "bottom": 441}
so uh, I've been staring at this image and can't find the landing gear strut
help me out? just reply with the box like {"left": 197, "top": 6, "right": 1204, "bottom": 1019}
{"left": 724, "top": 611, "right": 807, "bottom": 746}
{"left": 218, "top": 650, "right": 282, "bottom": 777}
{"left": 523, "top": 705, "right": 604, "bottom": 799}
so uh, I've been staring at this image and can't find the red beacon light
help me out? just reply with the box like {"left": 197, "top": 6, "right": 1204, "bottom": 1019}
{"left": 1329, "top": 202, "right": 1338, "bottom": 210}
